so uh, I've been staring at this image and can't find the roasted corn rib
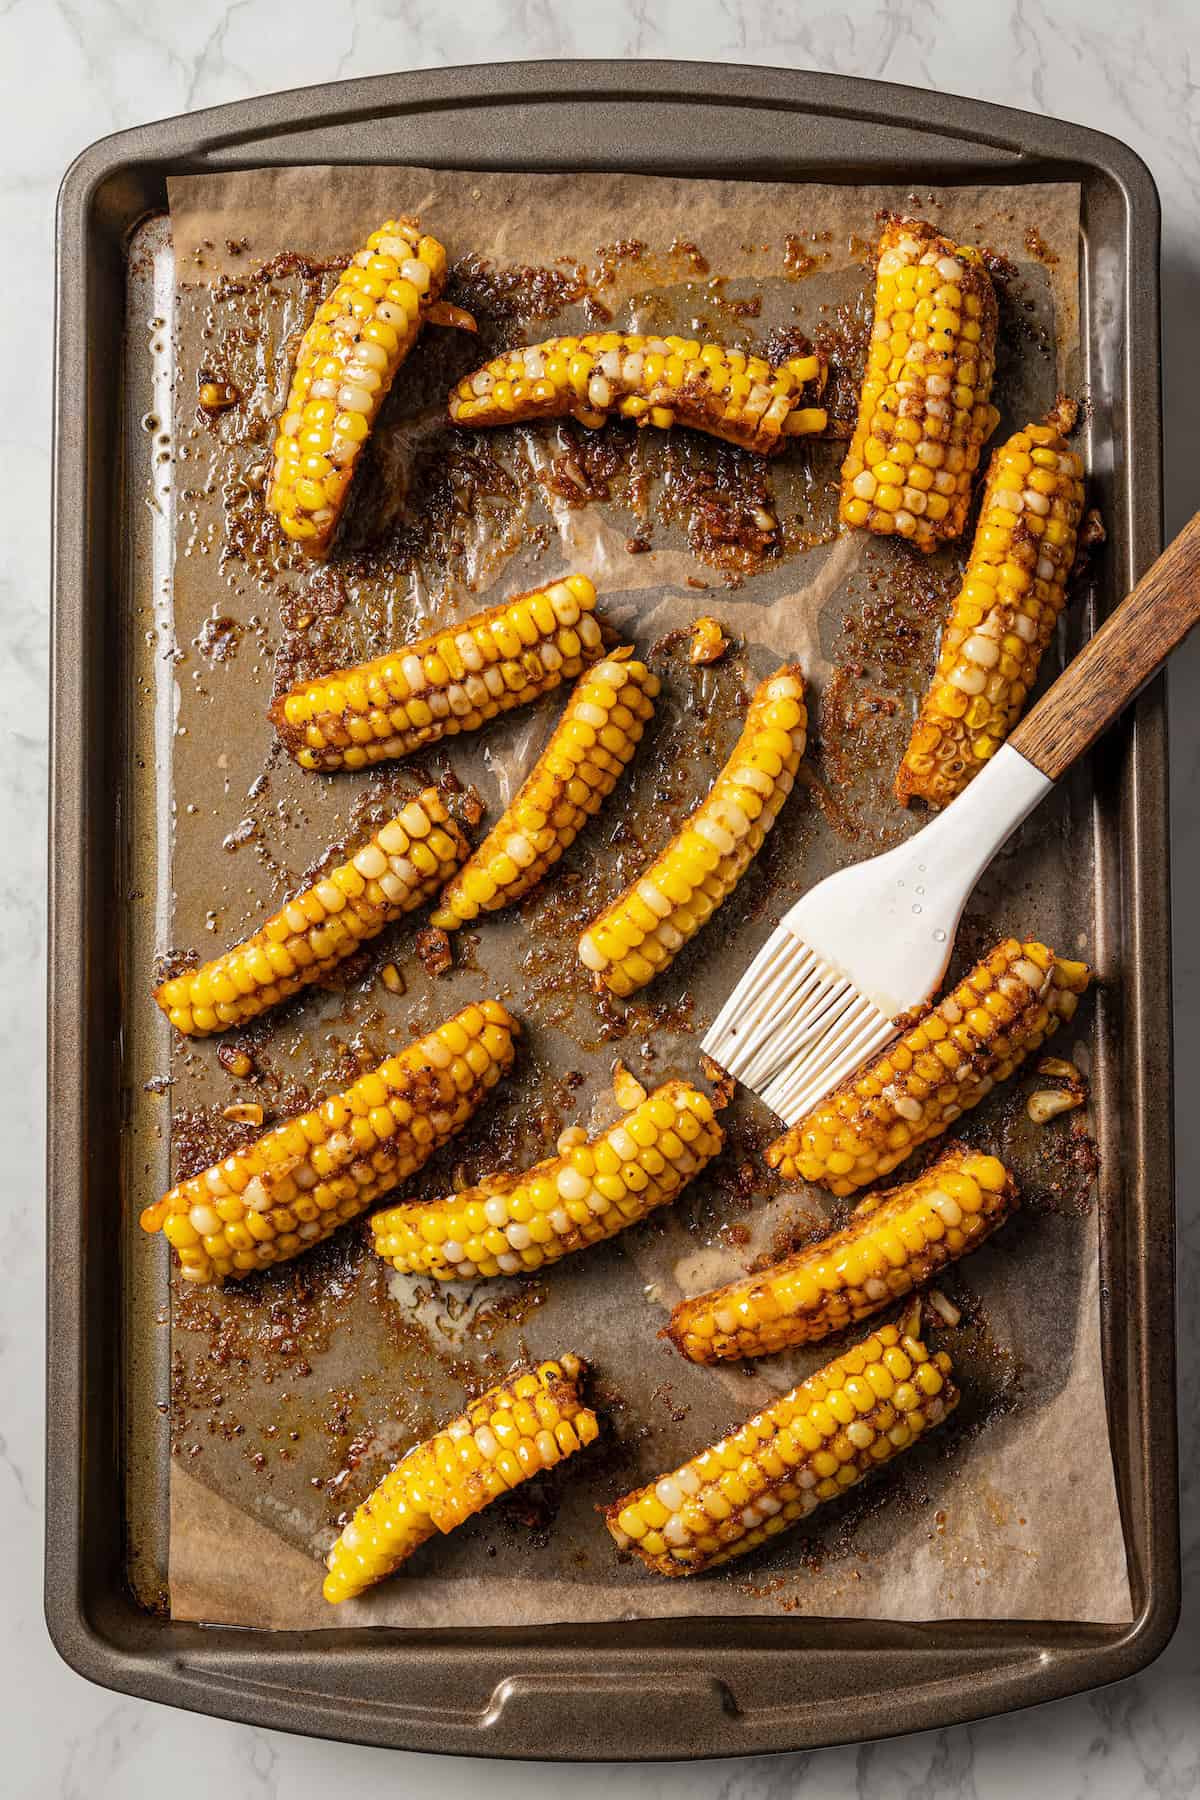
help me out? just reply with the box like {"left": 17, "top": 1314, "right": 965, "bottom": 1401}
{"left": 431, "top": 651, "right": 660, "bottom": 930}
{"left": 606, "top": 1322, "right": 957, "bottom": 1575}
{"left": 155, "top": 790, "right": 467, "bottom": 1036}
{"left": 267, "top": 217, "right": 447, "bottom": 556}
{"left": 449, "top": 333, "right": 828, "bottom": 452}
{"left": 139, "top": 1000, "right": 518, "bottom": 1282}
{"left": 271, "top": 575, "right": 604, "bottom": 771}
{"left": 766, "top": 939, "right": 1090, "bottom": 1194}
{"left": 898, "top": 404, "right": 1087, "bottom": 806}
{"left": 324, "top": 1354, "right": 597, "bottom": 1602}
{"left": 667, "top": 1145, "right": 1016, "bottom": 1363}
{"left": 840, "top": 218, "right": 999, "bottom": 552}
{"left": 370, "top": 1079, "right": 724, "bottom": 1280}
{"left": 578, "top": 666, "right": 807, "bottom": 997}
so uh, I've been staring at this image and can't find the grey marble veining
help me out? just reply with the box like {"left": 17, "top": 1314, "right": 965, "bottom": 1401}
{"left": 7, "top": 2, "right": 1197, "bottom": 1794}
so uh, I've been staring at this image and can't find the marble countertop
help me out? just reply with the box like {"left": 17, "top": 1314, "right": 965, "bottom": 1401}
{"left": 9, "top": 2, "right": 1197, "bottom": 1793}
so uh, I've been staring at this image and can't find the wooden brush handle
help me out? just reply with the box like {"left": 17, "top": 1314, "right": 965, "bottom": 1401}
{"left": 1010, "top": 512, "right": 1200, "bottom": 781}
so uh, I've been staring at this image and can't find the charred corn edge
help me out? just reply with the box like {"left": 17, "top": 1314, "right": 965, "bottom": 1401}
{"left": 323, "top": 1354, "right": 597, "bottom": 1602}
{"left": 839, "top": 217, "right": 999, "bottom": 552}
{"left": 897, "top": 415, "right": 1087, "bottom": 807}
{"left": 449, "top": 332, "right": 829, "bottom": 453}
{"left": 605, "top": 1323, "right": 958, "bottom": 1576}
{"left": 270, "top": 574, "right": 605, "bottom": 772}
{"left": 154, "top": 790, "right": 469, "bottom": 1036}
{"left": 140, "top": 1000, "right": 520, "bottom": 1283}
{"left": 666, "top": 1145, "right": 1017, "bottom": 1364}
{"left": 267, "top": 217, "right": 448, "bottom": 557}
{"left": 766, "top": 940, "right": 1092, "bottom": 1194}
{"left": 577, "top": 666, "right": 807, "bottom": 997}
{"left": 430, "top": 650, "right": 661, "bottom": 930}
{"left": 369, "top": 1079, "right": 725, "bottom": 1279}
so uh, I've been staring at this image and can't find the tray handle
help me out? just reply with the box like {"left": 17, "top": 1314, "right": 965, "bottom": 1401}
{"left": 485, "top": 1670, "right": 738, "bottom": 1740}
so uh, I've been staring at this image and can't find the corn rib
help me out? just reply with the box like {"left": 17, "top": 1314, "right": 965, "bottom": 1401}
{"left": 840, "top": 218, "right": 999, "bottom": 552}
{"left": 430, "top": 650, "right": 659, "bottom": 930}
{"left": 267, "top": 217, "right": 447, "bottom": 557}
{"left": 667, "top": 1145, "right": 1016, "bottom": 1363}
{"left": 767, "top": 940, "right": 1091, "bottom": 1194}
{"left": 449, "top": 333, "right": 828, "bottom": 452}
{"left": 371, "top": 1079, "right": 724, "bottom": 1280}
{"left": 605, "top": 1322, "right": 957, "bottom": 1575}
{"left": 155, "top": 790, "right": 468, "bottom": 1036}
{"left": 578, "top": 666, "right": 807, "bottom": 996}
{"left": 270, "top": 575, "right": 604, "bottom": 771}
{"left": 323, "top": 1354, "right": 597, "bottom": 1602}
{"left": 140, "top": 1000, "right": 519, "bottom": 1282}
{"left": 898, "top": 406, "right": 1087, "bottom": 806}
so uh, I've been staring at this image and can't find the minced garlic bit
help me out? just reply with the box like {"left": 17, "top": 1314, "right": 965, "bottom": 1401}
{"left": 199, "top": 380, "right": 239, "bottom": 410}
{"left": 689, "top": 616, "right": 729, "bottom": 665}
{"left": 699, "top": 1053, "right": 735, "bottom": 1110}
{"left": 926, "top": 1287, "right": 962, "bottom": 1327}
{"left": 1035, "top": 1056, "right": 1081, "bottom": 1082}
{"left": 613, "top": 1060, "right": 649, "bottom": 1111}
{"left": 426, "top": 299, "right": 478, "bottom": 333}
{"left": 1028, "top": 1053, "right": 1086, "bottom": 1123}
{"left": 222, "top": 1102, "right": 264, "bottom": 1127}
{"left": 1027, "top": 1088, "right": 1084, "bottom": 1124}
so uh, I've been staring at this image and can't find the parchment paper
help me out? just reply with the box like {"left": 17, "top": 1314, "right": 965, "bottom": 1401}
{"left": 159, "top": 164, "right": 1130, "bottom": 1628}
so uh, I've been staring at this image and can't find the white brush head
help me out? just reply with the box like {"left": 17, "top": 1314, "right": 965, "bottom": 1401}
{"left": 701, "top": 925, "right": 897, "bottom": 1126}
{"left": 701, "top": 746, "right": 1055, "bottom": 1125}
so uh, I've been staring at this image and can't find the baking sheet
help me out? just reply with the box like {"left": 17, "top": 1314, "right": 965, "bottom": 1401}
{"left": 155, "top": 163, "right": 1129, "bottom": 1627}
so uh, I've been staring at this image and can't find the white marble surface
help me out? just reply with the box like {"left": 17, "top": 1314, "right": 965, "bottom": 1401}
{"left": 7, "top": 1, "right": 1197, "bottom": 1792}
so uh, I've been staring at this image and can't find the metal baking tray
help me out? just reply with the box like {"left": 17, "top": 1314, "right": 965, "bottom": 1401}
{"left": 47, "top": 62, "right": 1175, "bottom": 1757}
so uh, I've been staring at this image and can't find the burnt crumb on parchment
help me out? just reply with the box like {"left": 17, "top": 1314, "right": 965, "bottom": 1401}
{"left": 651, "top": 1381, "right": 691, "bottom": 1424}
{"left": 169, "top": 1229, "right": 370, "bottom": 1457}
{"left": 751, "top": 1195, "right": 835, "bottom": 1271}
{"left": 669, "top": 238, "right": 710, "bottom": 276}
{"left": 414, "top": 926, "right": 453, "bottom": 978}
{"left": 445, "top": 252, "right": 588, "bottom": 325}
{"left": 703, "top": 278, "right": 762, "bottom": 323}
{"left": 1023, "top": 227, "right": 1059, "bottom": 267}
{"left": 195, "top": 613, "right": 244, "bottom": 661}
{"left": 815, "top": 546, "right": 960, "bottom": 840}
{"left": 154, "top": 945, "right": 202, "bottom": 986}
{"left": 782, "top": 232, "right": 833, "bottom": 279}
{"left": 542, "top": 424, "right": 624, "bottom": 505}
